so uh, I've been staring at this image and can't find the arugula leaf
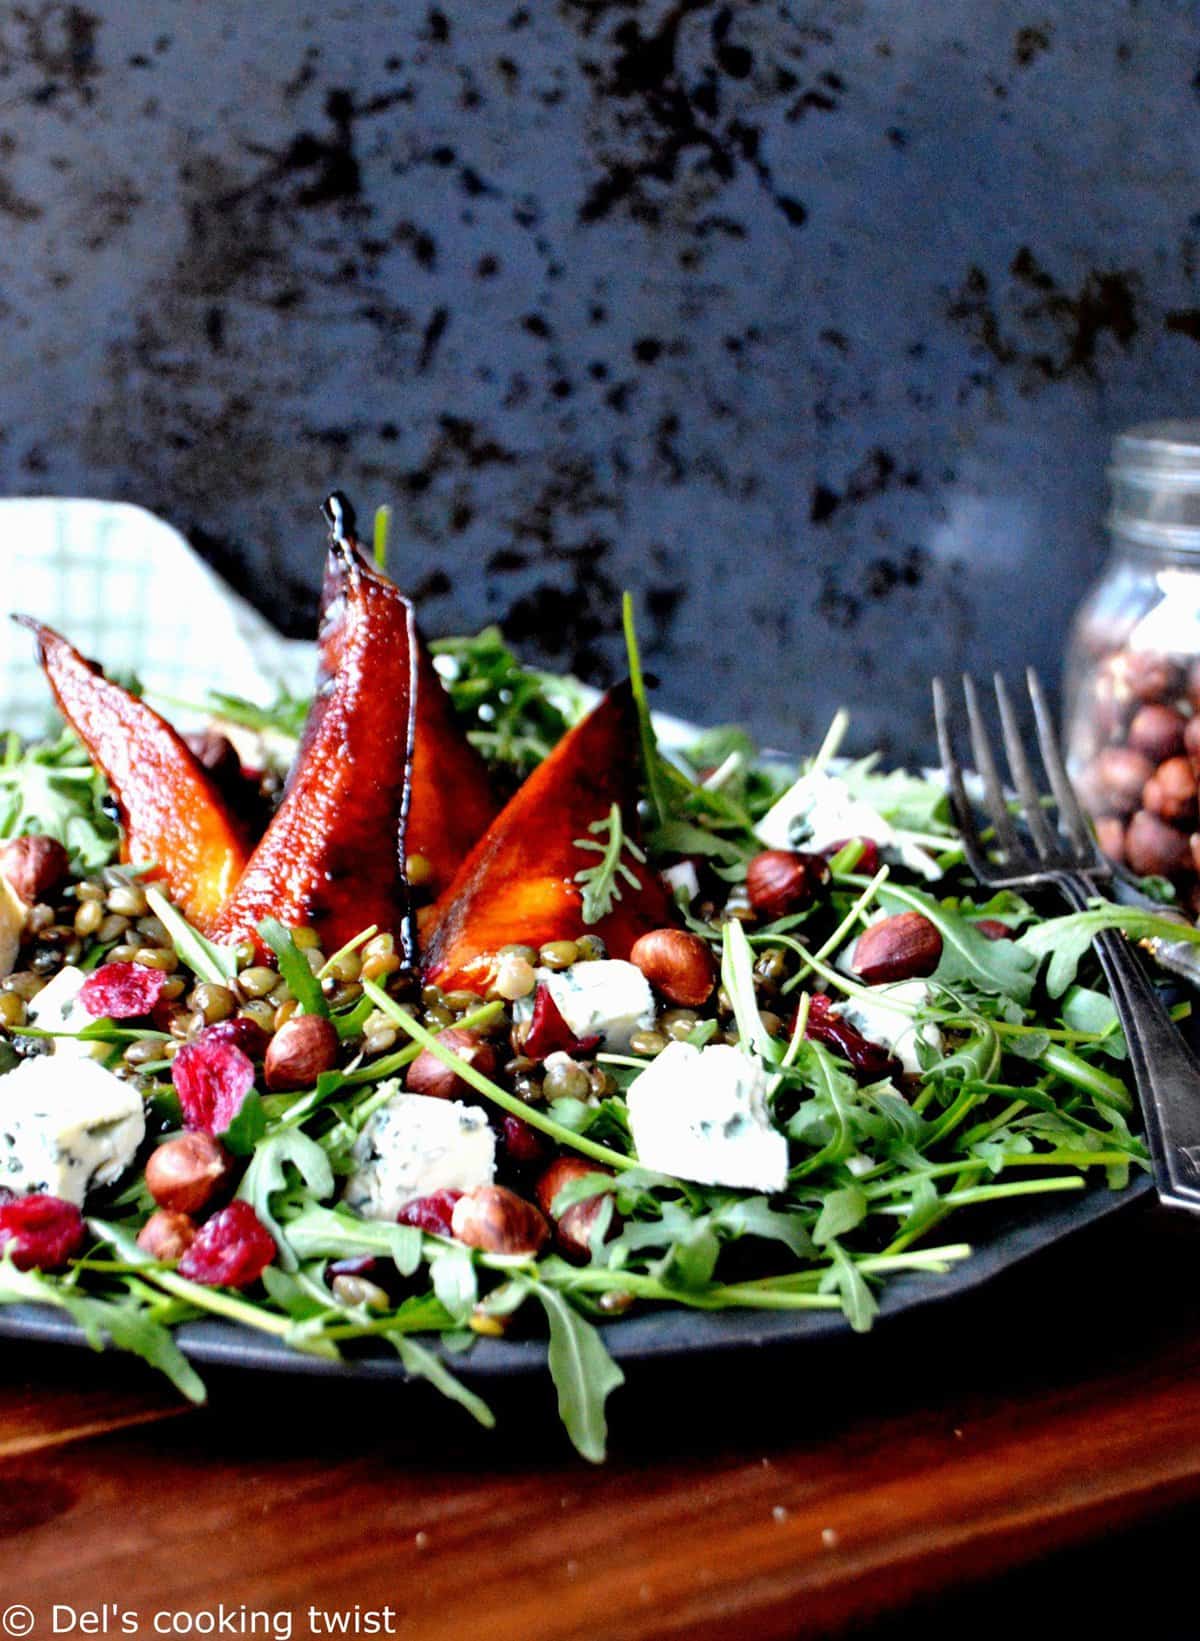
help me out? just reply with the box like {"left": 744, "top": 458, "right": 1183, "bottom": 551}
{"left": 237, "top": 1131, "right": 336, "bottom": 1270}
{"left": 0, "top": 729, "right": 120, "bottom": 870}
{"left": 819, "top": 1241, "right": 879, "bottom": 1333}
{"left": 283, "top": 1203, "right": 422, "bottom": 1273}
{"left": 145, "top": 887, "right": 239, "bottom": 986}
{"left": 573, "top": 803, "right": 647, "bottom": 924}
{"left": 429, "top": 1243, "right": 478, "bottom": 1323}
{"left": 220, "top": 1089, "right": 267, "bottom": 1157}
{"left": 812, "top": 1186, "right": 868, "bottom": 1246}
{"left": 258, "top": 918, "right": 329, "bottom": 1017}
{"left": 0, "top": 1257, "right": 206, "bottom": 1403}
{"left": 524, "top": 1283, "right": 625, "bottom": 1463}
{"left": 429, "top": 626, "right": 581, "bottom": 775}
{"left": 203, "top": 686, "right": 311, "bottom": 741}
{"left": 1019, "top": 906, "right": 1200, "bottom": 997}
{"left": 713, "top": 1197, "right": 815, "bottom": 1258}
{"left": 386, "top": 1333, "right": 496, "bottom": 1429}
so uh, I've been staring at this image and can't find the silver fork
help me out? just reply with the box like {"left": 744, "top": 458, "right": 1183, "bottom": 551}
{"left": 933, "top": 667, "right": 1200, "bottom": 1215}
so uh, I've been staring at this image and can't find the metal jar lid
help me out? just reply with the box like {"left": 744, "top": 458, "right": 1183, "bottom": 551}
{"left": 1110, "top": 420, "right": 1200, "bottom": 550}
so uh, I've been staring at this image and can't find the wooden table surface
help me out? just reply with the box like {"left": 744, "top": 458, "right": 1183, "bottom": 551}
{"left": 4, "top": 1200, "right": 1200, "bottom": 1640}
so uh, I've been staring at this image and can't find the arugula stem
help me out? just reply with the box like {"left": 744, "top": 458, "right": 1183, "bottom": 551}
{"left": 622, "top": 592, "right": 668, "bottom": 827}
{"left": 1040, "top": 1042, "right": 1133, "bottom": 1115}
{"left": 361, "top": 982, "right": 639, "bottom": 1172}
{"left": 770, "top": 865, "right": 890, "bottom": 996}
{"left": 875, "top": 1175, "right": 1085, "bottom": 1215}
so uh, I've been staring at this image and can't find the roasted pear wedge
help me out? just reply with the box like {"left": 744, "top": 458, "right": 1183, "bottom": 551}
{"left": 16, "top": 618, "right": 250, "bottom": 931}
{"left": 211, "top": 516, "right": 418, "bottom": 961}
{"left": 311, "top": 494, "right": 498, "bottom": 900}
{"left": 423, "top": 682, "right": 677, "bottom": 992}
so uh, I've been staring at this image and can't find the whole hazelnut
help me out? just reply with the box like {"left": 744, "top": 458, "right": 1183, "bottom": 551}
{"left": 450, "top": 1184, "right": 550, "bottom": 1256}
{"left": 852, "top": 912, "right": 943, "bottom": 984}
{"left": 745, "top": 849, "right": 830, "bottom": 919}
{"left": 629, "top": 928, "right": 717, "bottom": 1007}
{"left": 0, "top": 834, "right": 69, "bottom": 904}
{"left": 1086, "top": 746, "right": 1155, "bottom": 818}
{"left": 1142, "top": 756, "right": 1198, "bottom": 826}
{"left": 1127, "top": 703, "right": 1187, "bottom": 764}
{"left": 144, "top": 1132, "right": 232, "bottom": 1214}
{"left": 263, "top": 1013, "right": 339, "bottom": 1090}
{"left": 534, "top": 1155, "right": 617, "bottom": 1262}
{"left": 406, "top": 1028, "right": 497, "bottom": 1099}
{"left": 1125, "top": 810, "right": 1193, "bottom": 878}
{"left": 136, "top": 1208, "right": 198, "bottom": 1262}
{"left": 1118, "top": 649, "right": 1182, "bottom": 704}
{"left": 1093, "top": 815, "right": 1126, "bottom": 864}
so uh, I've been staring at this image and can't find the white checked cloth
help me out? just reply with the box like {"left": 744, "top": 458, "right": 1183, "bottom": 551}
{"left": 0, "top": 498, "right": 316, "bottom": 737}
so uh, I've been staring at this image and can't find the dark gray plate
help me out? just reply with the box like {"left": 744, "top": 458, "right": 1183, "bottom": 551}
{"left": 0, "top": 1173, "right": 1154, "bottom": 1380}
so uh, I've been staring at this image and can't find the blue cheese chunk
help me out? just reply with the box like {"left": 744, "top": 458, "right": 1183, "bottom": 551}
{"left": 756, "top": 769, "right": 941, "bottom": 880}
{"left": 533, "top": 959, "right": 655, "bottom": 1051}
{"left": 27, "top": 966, "right": 105, "bottom": 1061}
{"left": 0, "top": 1054, "right": 145, "bottom": 1205}
{"left": 344, "top": 1091, "right": 496, "bottom": 1220}
{"left": 627, "top": 1041, "right": 788, "bottom": 1192}
{"left": 838, "top": 981, "right": 942, "bottom": 1076}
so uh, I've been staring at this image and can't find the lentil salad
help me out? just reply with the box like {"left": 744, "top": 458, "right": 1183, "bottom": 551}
{"left": 0, "top": 517, "right": 1195, "bottom": 1462}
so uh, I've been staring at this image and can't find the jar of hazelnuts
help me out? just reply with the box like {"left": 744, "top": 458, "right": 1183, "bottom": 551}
{"left": 1067, "top": 422, "right": 1200, "bottom": 913}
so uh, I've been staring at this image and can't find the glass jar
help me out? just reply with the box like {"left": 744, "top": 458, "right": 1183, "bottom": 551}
{"left": 1065, "top": 421, "right": 1200, "bottom": 906}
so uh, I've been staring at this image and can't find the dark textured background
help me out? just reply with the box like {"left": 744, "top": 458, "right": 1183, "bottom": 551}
{"left": 2, "top": 0, "right": 1198, "bottom": 760}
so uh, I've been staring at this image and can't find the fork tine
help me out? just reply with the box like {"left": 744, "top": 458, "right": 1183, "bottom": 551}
{"left": 962, "top": 675, "right": 1024, "bottom": 862}
{"left": 1025, "top": 666, "right": 1101, "bottom": 864}
{"left": 933, "top": 677, "right": 991, "bottom": 879}
{"left": 994, "top": 672, "right": 1059, "bottom": 860}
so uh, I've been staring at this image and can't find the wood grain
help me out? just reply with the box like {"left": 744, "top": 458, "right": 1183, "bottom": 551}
{"left": 1, "top": 1203, "right": 1198, "bottom": 1638}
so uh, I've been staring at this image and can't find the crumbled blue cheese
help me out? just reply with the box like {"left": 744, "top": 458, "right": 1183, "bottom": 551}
{"left": 0, "top": 876, "right": 23, "bottom": 980}
{"left": 532, "top": 959, "right": 655, "bottom": 1051}
{"left": 756, "top": 769, "right": 941, "bottom": 880}
{"left": 837, "top": 981, "right": 942, "bottom": 1076}
{"left": 626, "top": 1041, "right": 789, "bottom": 1192}
{"left": 344, "top": 1091, "right": 496, "bottom": 1220}
{"left": 0, "top": 1054, "right": 145, "bottom": 1205}
{"left": 27, "top": 965, "right": 105, "bottom": 1061}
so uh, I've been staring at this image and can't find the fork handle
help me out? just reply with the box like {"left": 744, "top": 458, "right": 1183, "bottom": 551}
{"left": 1056, "top": 872, "right": 1200, "bottom": 1213}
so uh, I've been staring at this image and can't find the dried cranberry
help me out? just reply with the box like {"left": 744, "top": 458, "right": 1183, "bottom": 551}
{"left": 202, "top": 1017, "right": 271, "bottom": 1059}
{"left": 172, "top": 1034, "right": 256, "bottom": 1136}
{"left": 0, "top": 1193, "right": 85, "bottom": 1271}
{"left": 803, "top": 994, "right": 900, "bottom": 1082}
{"left": 500, "top": 1113, "right": 551, "bottom": 1168}
{"left": 523, "top": 985, "right": 600, "bottom": 1061}
{"left": 397, "top": 1189, "right": 463, "bottom": 1237}
{"left": 823, "top": 837, "right": 881, "bottom": 875}
{"left": 974, "top": 919, "right": 1012, "bottom": 942}
{"left": 79, "top": 962, "right": 170, "bottom": 1020}
{"left": 177, "top": 1200, "right": 276, "bottom": 1288}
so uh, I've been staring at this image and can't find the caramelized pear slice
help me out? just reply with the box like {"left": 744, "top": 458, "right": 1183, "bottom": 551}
{"left": 423, "top": 683, "right": 677, "bottom": 992}
{"left": 310, "top": 494, "right": 497, "bottom": 897}
{"left": 16, "top": 619, "right": 249, "bottom": 931}
{"left": 211, "top": 533, "right": 417, "bottom": 960}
